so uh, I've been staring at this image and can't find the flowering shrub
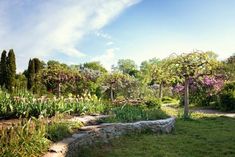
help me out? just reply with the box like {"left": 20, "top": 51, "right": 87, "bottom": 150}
{"left": 172, "top": 75, "right": 225, "bottom": 106}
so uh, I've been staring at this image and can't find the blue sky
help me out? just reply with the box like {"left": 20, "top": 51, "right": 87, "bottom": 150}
{"left": 0, "top": 0, "right": 235, "bottom": 72}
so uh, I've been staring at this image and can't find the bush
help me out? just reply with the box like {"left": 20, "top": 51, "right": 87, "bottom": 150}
{"left": 144, "top": 98, "right": 162, "bottom": 108}
{"left": 219, "top": 82, "right": 235, "bottom": 111}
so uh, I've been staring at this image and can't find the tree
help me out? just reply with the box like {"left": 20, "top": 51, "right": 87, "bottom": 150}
{"left": 140, "top": 58, "right": 172, "bottom": 98}
{"left": 0, "top": 50, "right": 7, "bottom": 87}
{"left": 100, "top": 72, "right": 137, "bottom": 101}
{"left": 42, "top": 61, "right": 81, "bottom": 96}
{"left": 224, "top": 54, "right": 235, "bottom": 81}
{"left": 6, "top": 49, "right": 16, "bottom": 92}
{"left": 27, "top": 59, "right": 35, "bottom": 90}
{"left": 33, "top": 58, "right": 43, "bottom": 73}
{"left": 26, "top": 58, "right": 44, "bottom": 92}
{"left": 115, "top": 59, "right": 138, "bottom": 76}
{"left": 83, "top": 61, "right": 107, "bottom": 73}
{"left": 169, "top": 51, "right": 219, "bottom": 118}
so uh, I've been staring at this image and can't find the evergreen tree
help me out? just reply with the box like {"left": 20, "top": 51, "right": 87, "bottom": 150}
{"left": 0, "top": 50, "right": 7, "bottom": 87}
{"left": 27, "top": 59, "right": 35, "bottom": 90}
{"left": 33, "top": 58, "right": 42, "bottom": 73}
{"left": 6, "top": 49, "right": 16, "bottom": 92}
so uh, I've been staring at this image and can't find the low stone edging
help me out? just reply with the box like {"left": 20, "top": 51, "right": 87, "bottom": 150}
{"left": 43, "top": 117, "right": 176, "bottom": 157}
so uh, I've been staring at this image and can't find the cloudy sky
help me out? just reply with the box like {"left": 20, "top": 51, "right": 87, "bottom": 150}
{"left": 1, "top": 0, "right": 235, "bottom": 72}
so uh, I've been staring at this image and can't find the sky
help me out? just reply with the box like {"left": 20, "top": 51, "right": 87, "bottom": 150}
{"left": 0, "top": 0, "right": 235, "bottom": 72}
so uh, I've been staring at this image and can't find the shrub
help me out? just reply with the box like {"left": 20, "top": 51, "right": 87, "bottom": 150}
{"left": 219, "top": 82, "right": 235, "bottom": 111}
{"left": 144, "top": 98, "right": 162, "bottom": 108}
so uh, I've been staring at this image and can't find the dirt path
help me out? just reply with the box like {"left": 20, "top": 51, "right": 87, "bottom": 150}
{"left": 192, "top": 108, "right": 235, "bottom": 118}
{"left": 162, "top": 104, "right": 235, "bottom": 118}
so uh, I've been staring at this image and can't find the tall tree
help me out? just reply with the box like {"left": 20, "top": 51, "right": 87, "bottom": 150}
{"left": 33, "top": 58, "right": 43, "bottom": 73}
{"left": 27, "top": 59, "right": 35, "bottom": 90}
{"left": 0, "top": 50, "right": 7, "bottom": 87}
{"left": 6, "top": 49, "right": 16, "bottom": 92}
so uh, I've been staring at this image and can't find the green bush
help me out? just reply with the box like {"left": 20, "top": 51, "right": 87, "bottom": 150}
{"left": 144, "top": 98, "right": 162, "bottom": 108}
{"left": 219, "top": 82, "right": 235, "bottom": 111}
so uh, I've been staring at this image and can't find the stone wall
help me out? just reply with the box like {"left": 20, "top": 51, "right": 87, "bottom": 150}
{"left": 43, "top": 117, "right": 175, "bottom": 157}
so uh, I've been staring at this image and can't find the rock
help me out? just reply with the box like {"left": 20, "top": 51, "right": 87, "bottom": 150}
{"left": 43, "top": 117, "right": 176, "bottom": 157}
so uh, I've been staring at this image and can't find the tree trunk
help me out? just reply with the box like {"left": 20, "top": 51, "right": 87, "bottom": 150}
{"left": 58, "top": 82, "right": 61, "bottom": 97}
{"left": 159, "top": 82, "right": 163, "bottom": 99}
{"left": 110, "top": 86, "right": 114, "bottom": 102}
{"left": 184, "top": 77, "right": 189, "bottom": 118}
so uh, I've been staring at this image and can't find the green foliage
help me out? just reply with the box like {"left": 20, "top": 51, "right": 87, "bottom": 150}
{"left": 0, "top": 90, "right": 109, "bottom": 118}
{"left": 0, "top": 117, "right": 50, "bottom": 157}
{"left": 103, "top": 105, "right": 168, "bottom": 123}
{"left": 83, "top": 61, "right": 107, "bottom": 73}
{"left": 15, "top": 74, "right": 27, "bottom": 93}
{"left": 219, "top": 82, "right": 235, "bottom": 111}
{"left": 0, "top": 50, "right": 7, "bottom": 87}
{"left": 144, "top": 98, "right": 162, "bottom": 108}
{"left": 223, "top": 54, "right": 235, "bottom": 81}
{"left": 46, "top": 114, "right": 82, "bottom": 142}
{"left": 5, "top": 49, "right": 16, "bottom": 92}
{"left": 100, "top": 72, "right": 140, "bottom": 100}
{"left": 114, "top": 59, "right": 138, "bottom": 76}
{"left": 41, "top": 60, "right": 81, "bottom": 96}
{"left": 27, "top": 59, "right": 35, "bottom": 90}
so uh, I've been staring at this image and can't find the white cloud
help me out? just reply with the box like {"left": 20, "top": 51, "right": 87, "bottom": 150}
{"left": 91, "top": 48, "right": 119, "bottom": 71}
{"left": 106, "top": 41, "right": 114, "bottom": 46}
{"left": 0, "top": 0, "right": 140, "bottom": 72}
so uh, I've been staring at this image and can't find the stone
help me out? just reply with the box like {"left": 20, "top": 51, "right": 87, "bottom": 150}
{"left": 43, "top": 117, "right": 176, "bottom": 157}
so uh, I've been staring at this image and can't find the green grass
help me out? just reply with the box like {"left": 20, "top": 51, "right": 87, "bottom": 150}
{"left": 79, "top": 116, "right": 235, "bottom": 157}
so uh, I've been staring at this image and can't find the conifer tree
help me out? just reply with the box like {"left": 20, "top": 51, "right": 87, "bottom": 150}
{"left": 27, "top": 59, "right": 35, "bottom": 90}
{"left": 6, "top": 49, "right": 16, "bottom": 92}
{"left": 33, "top": 58, "right": 42, "bottom": 73}
{"left": 0, "top": 50, "right": 7, "bottom": 87}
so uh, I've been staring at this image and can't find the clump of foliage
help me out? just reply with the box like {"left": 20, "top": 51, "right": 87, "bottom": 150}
{"left": 103, "top": 105, "right": 168, "bottom": 123}
{"left": 0, "top": 90, "right": 109, "bottom": 118}
{"left": 218, "top": 82, "right": 235, "bottom": 111}
{"left": 0, "top": 117, "right": 50, "bottom": 157}
{"left": 144, "top": 98, "right": 162, "bottom": 108}
{"left": 46, "top": 114, "right": 82, "bottom": 142}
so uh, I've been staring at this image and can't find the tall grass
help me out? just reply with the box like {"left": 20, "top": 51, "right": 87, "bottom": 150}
{"left": 0, "top": 114, "right": 83, "bottom": 157}
{"left": 0, "top": 117, "right": 50, "bottom": 157}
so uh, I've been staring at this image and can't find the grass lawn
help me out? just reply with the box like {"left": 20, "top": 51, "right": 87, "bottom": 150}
{"left": 79, "top": 116, "right": 235, "bottom": 157}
